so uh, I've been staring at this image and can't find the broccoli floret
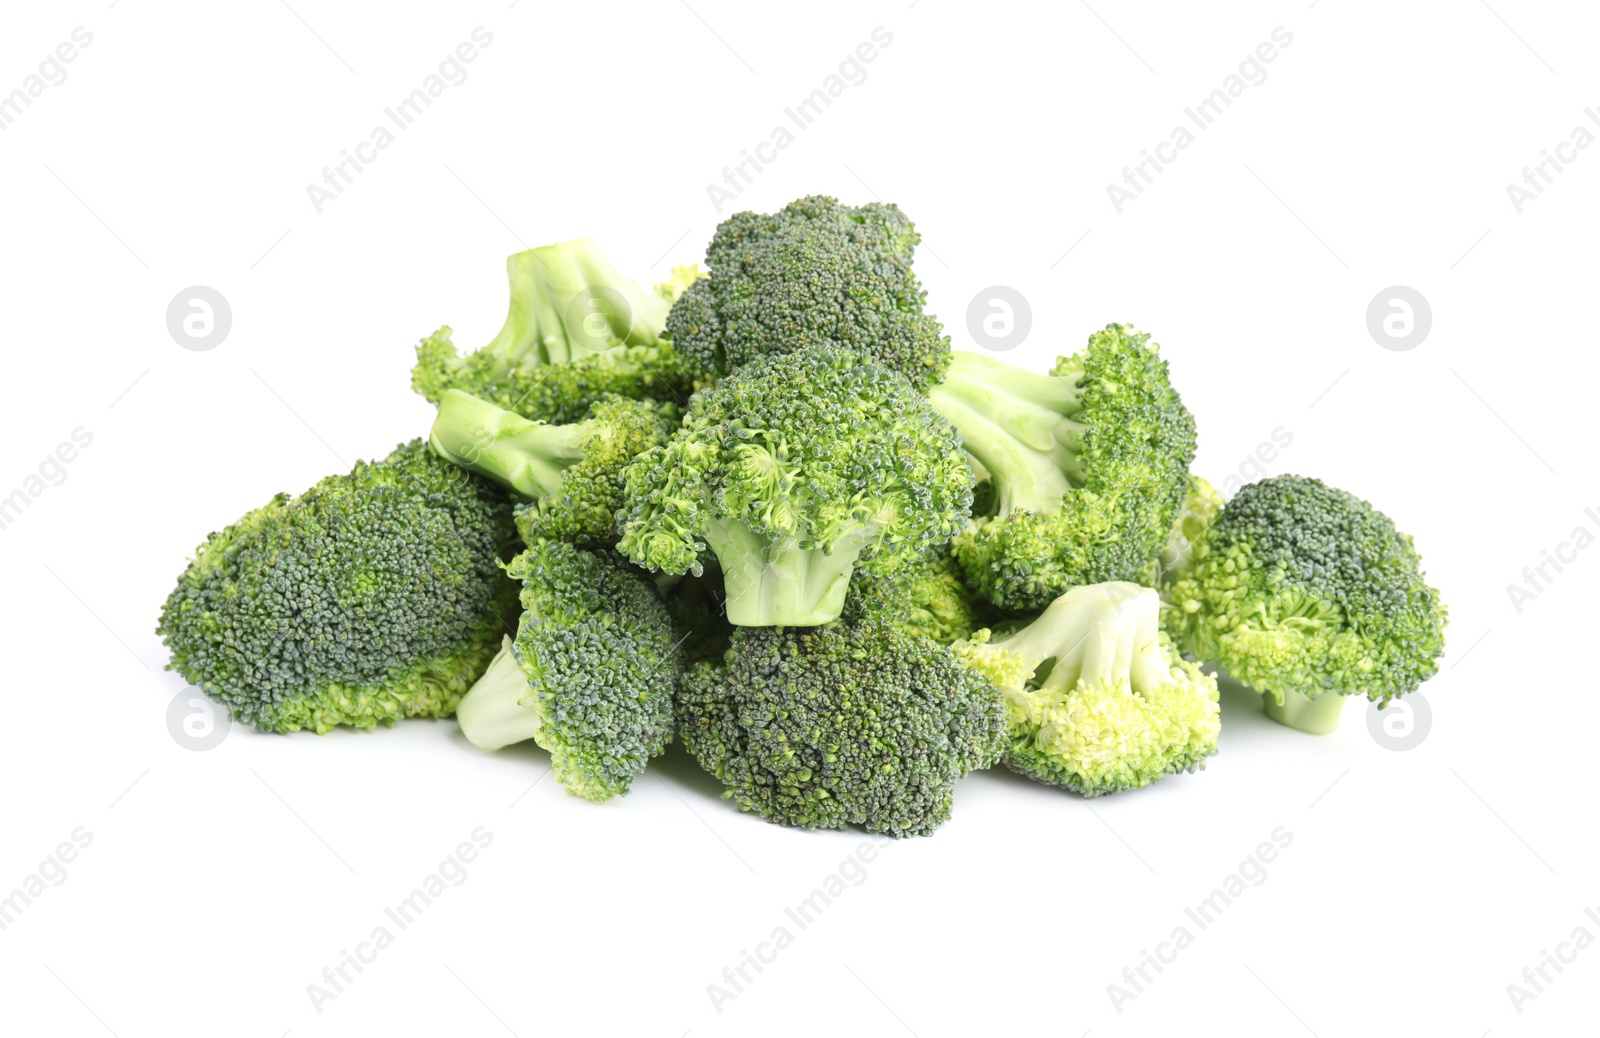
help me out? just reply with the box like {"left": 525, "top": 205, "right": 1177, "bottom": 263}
{"left": 1168, "top": 474, "right": 1447, "bottom": 734}
{"left": 616, "top": 344, "right": 973, "bottom": 626}
{"left": 677, "top": 620, "right": 1006, "bottom": 837}
{"left": 954, "top": 582, "right": 1220, "bottom": 796}
{"left": 841, "top": 543, "right": 986, "bottom": 645}
{"left": 455, "top": 539, "right": 680, "bottom": 800}
{"left": 429, "top": 389, "right": 676, "bottom": 548}
{"left": 157, "top": 440, "right": 516, "bottom": 734}
{"left": 667, "top": 195, "right": 951, "bottom": 389}
{"left": 929, "top": 324, "right": 1197, "bottom": 612}
{"left": 413, "top": 239, "right": 699, "bottom": 423}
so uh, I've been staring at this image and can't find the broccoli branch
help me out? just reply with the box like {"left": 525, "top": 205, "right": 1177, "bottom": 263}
{"left": 927, "top": 350, "right": 1088, "bottom": 517}
{"left": 429, "top": 389, "right": 585, "bottom": 497}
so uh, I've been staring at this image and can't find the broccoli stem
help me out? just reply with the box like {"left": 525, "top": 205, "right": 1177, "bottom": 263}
{"left": 480, "top": 249, "right": 549, "bottom": 371}
{"left": 707, "top": 520, "right": 874, "bottom": 626}
{"left": 429, "top": 389, "right": 586, "bottom": 497}
{"left": 455, "top": 637, "right": 544, "bottom": 751}
{"left": 927, "top": 351, "right": 1089, "bottom": 517}
{"left": 478, "top": 240, "right": 676, "bottom": 370}
{"left": 1263, "top": 688, "right": 1347, "bottom": 734}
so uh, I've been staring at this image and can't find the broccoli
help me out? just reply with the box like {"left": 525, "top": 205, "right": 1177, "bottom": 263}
{"left": 428, "top": 389, "right": 676, "bottom": 548}
{"left": 455, "top": 539, "right": 680, "bottom": 800}
{"left": 928, "top": 324, "right": 1197, "bottom": 612}
{"left": 841, "top": 543, "right": 987, "bottom": 645}
{"left": 616, "top": 343, "right": 973, "bottom": 627}
{"left": 1168, "top": 474, "right": 1447, "bottom": 734}
{"left": 955, "top": 582, "right": 1220, "bottom": 796}
{"left": 413, "top": 239, "right": 699, "bottom": 424}
{"left": 667, "top": 195, "right": 951, "bottom": 389}
{"left": 157, "top": 440, "right": 516, "bottom": 734}
{"left": 677, "top": 619, "right": 1006, "bottom": 837}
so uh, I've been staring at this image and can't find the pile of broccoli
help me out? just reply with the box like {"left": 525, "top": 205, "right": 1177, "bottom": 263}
{"left": 157, "top": 193, "right": 1448, "bottom": 836}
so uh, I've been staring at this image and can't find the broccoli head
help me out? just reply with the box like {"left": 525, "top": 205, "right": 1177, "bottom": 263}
{"left": 157, "top": 440, "right": 516, "bottom": 734}
{"left": 455, "top": 539, "right": 680, "bottom": 800}
{"left": 616, "top": 343, "right": 973, "bottom": 627}
{"left": 677, "top": 619, "right": 1006, "bottom": 837}
{"left": 667, "top": 195, "right": 951, "bottom": 389}
{"left": 429, "top": 389, "right": 676, "bottom": 548}
{"left": 955, "top": 582, "right": 1220, "bottom": 796}
{"left": 413, "top": 239, "right": 699, "bottom": 424}
{"left": 1168, "top": 474, "right": 1447, "bottom": 734}
{"left": 929, "top": 324, "right": 1197, "bottom": 612}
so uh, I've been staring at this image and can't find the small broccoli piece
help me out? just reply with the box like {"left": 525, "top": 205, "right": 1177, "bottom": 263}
{"left": 929, "top": 324, "right": 1197, "bottom": 612}
{"left": 617, "top": 344, "right": 973, "bottom": 627}
{"left": 455, "top": 539, "right": 680, "bottom": 800}
{"left": 677, "top": 620, "right": 1005, "bottom": 837}
{"left": 954, "top": 582, "right": 1220, "bottom": 796}
{"left": 841, "top": 543, "right": 986, "bottom": 645}
{"left": 667, "top": 195, "right": 951, "bottom": 389}
{"left": 413, "top": 239, "right": 699, "bottom": 423}
{"left": 157, "top": 440, "right": 516, "bottom": 734}
{"left": 429, "top": 389, "right": 676, "bottom": 548}
{"left": 1168, "top": 474, "right": 1447, "bottom": 734}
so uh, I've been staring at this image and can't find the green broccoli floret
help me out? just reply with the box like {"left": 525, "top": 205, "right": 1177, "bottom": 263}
{"left": 157, "top": 440, "right": 516, "bottom": 734}
{"left": 429, "top": 389, "right": 676, "bottom": 548}
{"left": 1168, "top": 474, "right": 1447, "bottom": 734}
{"left": 841, "top": 543, "right": 986, "bottom": 645}
{"left": 667, "top": 195, "right": 951, "bottom": 389}
{"left": 455, "top": 539, "right": 680, "bottom": 800}
{"left": 677, "top": 619, "right": 1005, "bottom": 837}
{"left": 413, "top": 239, "right": 699, "bottom": 423}
{"left": 928, "top": 324, "right": 1197, "bottom": 612}
{"left": 954, "top": 582, "right": 1220, "bottom": 796}
{"left": 616, "top": 343, "right": 973, "bottom": 626}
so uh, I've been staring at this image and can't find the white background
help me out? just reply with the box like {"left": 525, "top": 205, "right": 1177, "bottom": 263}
{"left": 0, "top": 1, "right": 1593, "bottom": 1035}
